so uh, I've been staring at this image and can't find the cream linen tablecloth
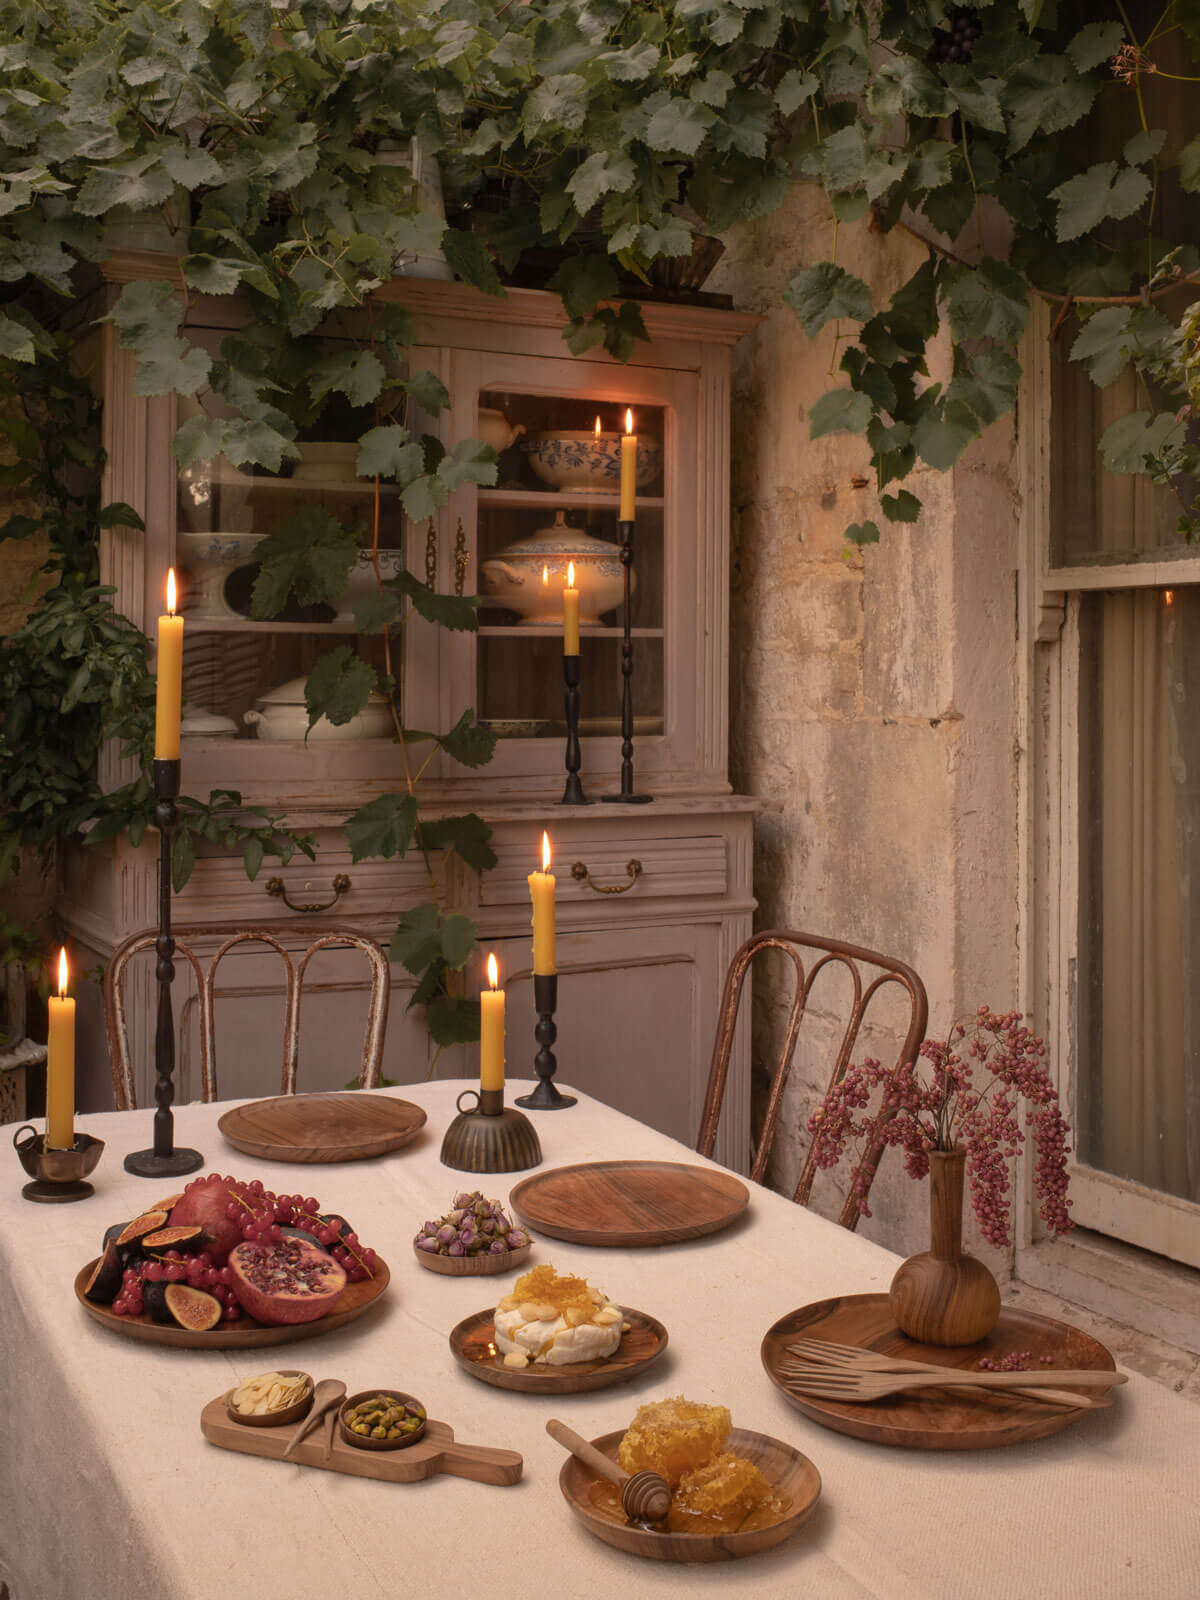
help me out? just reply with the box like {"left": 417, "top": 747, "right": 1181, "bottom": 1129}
{"left": 3, "top": 1081, "right": 1198, "bottom": 1600}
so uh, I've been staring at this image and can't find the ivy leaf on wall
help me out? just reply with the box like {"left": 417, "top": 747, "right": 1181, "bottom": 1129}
{"left": 250, "top": 506, "right": 358, "bottom": 617}
{"left": 784, "top": 263, "right": 873, "bottom": 336}
{"left": 304, "top": 645, "right": 378, "bottom": 730}
{"left": 345, "top": 792, "right": 417, "bottom": 862}
{"left": 809, "top": 388, "right": 873, "bottom": 438}
{"left": 418, "top": 812, "right": 498, "bottom": 873}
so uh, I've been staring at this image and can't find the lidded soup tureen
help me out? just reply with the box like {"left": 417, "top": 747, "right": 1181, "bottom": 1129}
{"left": 243, "top": 677, "right": 393, "bottom": 742}
{"left": 479, "top": 512, "right": 632, "bottom": 623}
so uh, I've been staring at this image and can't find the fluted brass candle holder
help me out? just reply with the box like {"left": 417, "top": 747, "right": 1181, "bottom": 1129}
{"left": 13, "top": 1124, "right": 105, "bottom": 1203}
{"left": 440, "top": 1087, "right": 543, "bottom": 1174}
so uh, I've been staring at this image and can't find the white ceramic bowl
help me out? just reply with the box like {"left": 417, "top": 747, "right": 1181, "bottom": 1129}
{"left": 479, "top": 513, "right": 631, "bottom": 622}
{"left": 176, "top": 531, "right": 267, "bottom": 620}
{"left": 335, "top": 549, "right": 406, "bottom": 623}
{"left": 522, "top": 431, "right": 662, "bottom": 495}
{"left": 243, "top": 677, "right": 393, "bottom": 742}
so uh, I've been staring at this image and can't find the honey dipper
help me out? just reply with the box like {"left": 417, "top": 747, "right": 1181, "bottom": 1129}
{"left": 546, "top": 1418, "right": 671, "bottom": 1523}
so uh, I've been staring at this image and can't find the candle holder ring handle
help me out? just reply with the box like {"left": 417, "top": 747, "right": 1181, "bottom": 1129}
{"left": 570, "top": 859, "right": 643, "bottom": 895}
{"left": 12, "top": 1123, "right": 38, "bottom": 1155}
{"left": 456, "top": 1089, "right": 481, "bottom": 1115}
{"left": 265, "top": 873, "right": 351, "bottom": 914}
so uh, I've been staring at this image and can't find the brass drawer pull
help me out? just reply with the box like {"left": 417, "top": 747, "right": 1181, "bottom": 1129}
{"left": 265, "top": 873, "right": 351, "bottom": 914}
{"left": 570, "top": 859, "right": 643, "bottom": 895}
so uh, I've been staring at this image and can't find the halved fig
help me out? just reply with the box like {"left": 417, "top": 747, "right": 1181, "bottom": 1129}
{"left": 163, "top": 1284, "right": 222, "bottom": 1331}
{"left": 114, "top": 1211, "right": 170, "bottom": 1258}
{"left": 142, "top": 1225, "right": 204, "bottom": 1253}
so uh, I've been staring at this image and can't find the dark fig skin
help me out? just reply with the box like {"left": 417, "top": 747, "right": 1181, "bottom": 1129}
{"left": 84, "top": 1240, "right": 123, "bottom": 1305}
{"left": 143, "top": 1279, "right": 174, "bottom": 1324}
{"left": 279, "top": 1224, "right": 331, "bottom": 1253}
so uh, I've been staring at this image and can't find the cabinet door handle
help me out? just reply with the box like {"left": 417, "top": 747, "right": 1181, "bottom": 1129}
{"left": 265, "top": 873, "right": 351, "bottom": 914}
{"left": 570, "top": 859, "right": 643, "bottom": 895}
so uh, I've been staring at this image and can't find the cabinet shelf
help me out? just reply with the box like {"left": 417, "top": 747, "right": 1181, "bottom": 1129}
{"left": 201, "top": 473, "right": 398, "bottom": 496}
{"left": 478, "top": 489, "right": 665, "bottom": 512}
{"left": 476, "top": 624, "right": 665, "bottom": 639}
{"left": 182, "top": 618, "right": 358, "bottom": 635}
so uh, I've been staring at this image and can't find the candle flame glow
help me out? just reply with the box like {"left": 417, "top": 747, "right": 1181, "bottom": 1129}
{"left": 57, "top": 946, "right": 68, "bottom": 998}
{"left": 166, "top": 567, "right": 177, "bottom": 615}
{"left": 1165, "top": 588, "right": 1175, "bottom": 607}
{"left": 567, "top": 560, "right": 575, "bottom": 588}
{"left": 542, "top": 563, "right": 549, "bottom": 585}
{"left": 487, "top": 951, "right": 499, "bottom": 989}
{"left": 625, "top": 408, "right": 634, "bottom": 435}
{"left": 541, "top": 830, "right": 551, "bottom": 872}
{"left": 594, "top": 416, "right": 601, "bottom": 436}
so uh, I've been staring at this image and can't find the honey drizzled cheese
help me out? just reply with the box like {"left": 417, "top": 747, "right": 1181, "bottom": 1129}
{"left": 493, "top": 1264, "right": 628, "bottom": 1367}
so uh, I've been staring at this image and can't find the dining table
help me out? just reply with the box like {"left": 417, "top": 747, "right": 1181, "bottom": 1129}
{"left": 3, "top": 1079, "right": 1198, "bottom": 1600}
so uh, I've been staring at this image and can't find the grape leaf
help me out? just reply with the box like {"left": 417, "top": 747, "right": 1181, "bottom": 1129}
{"left": 98, "top": 502, "right": 145, "bottom": 531}
{"left": 845, "top": 520, "right": 881, "bottom": 545}
{"left": 418, "top": 811, "right": 497, "bottom": 873}
{"left": 400, "top": 369, "right": 451, "bottom": 415}
{"left": 567, "top": 151, "right": 636, "bottom": 215}
{"left": 912, "top": 400, "right": 978, "bottom": 469}
{"left": 1124, "top": 129, "right": 1166, "bottom": 167}
{"left": 345, "top": 792, "right": 417, "bottom": 862}
{"left": 548, "top": 254, "right": 619, "bottom": 319}
{"left": 356, "top": 425, "right": 424, "bottom": 482}
{"left": 1050, "top": 161, "right": 1150, "bottom": 242}
{"left": 352, "top": 588, "right": 402, "bottom": 634}
{"left": 808, "top": 388, "right": 873, "bottom": 438}
{"left": 1179, "top": 135, "right": 1200, "bottom": 194}
{"left": 389, "top": 570, "right": 480, "bottom": 632}
{"left": 776, "top": 68, "right": 818, "bottom": 116}
{"left": 645, "top": 97, "right": 716, "bottom": 155}
{"left": 1066, "top": 21, "right": 1126, "bottom": 74}
{"left": 436, "top": 708, "right": 497, "bottom": 769}
{"left": 307, "top": 349, "right": 386, "bottom": 407}
{"left": 250, "top": 506, "right": 358, "bottom": 617}
{"left": 304, "top": 646, "right": 377, "bottom": 730}
{"left": 1099, "top": 410, "right": 1187, "bottom": 473}
{"left": 784, "top": 263, "right": 873, "bottom": 336}
{"left": 425, "top": 993, "right": 482, "bottom": 1046}
{"left": 879, "top": 490, "right": 921, "bottom": 524}
{"left": 945, "top": 258, "right": 1029, "bottom": 342}
{"left": 390, "top": 902, "right": 443, "bottom": 973}
{"left": 438, "top": 913, "right": 477, "bottom": 969}
{"left": 440, "top": 229, "right": 504, "bottom": 296}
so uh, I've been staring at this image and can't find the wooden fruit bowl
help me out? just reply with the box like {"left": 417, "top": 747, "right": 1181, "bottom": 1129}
{"left": 412, "top": 1240, "right": 532, "bottom": 1276}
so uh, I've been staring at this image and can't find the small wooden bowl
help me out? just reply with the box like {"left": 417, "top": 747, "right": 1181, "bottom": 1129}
{"left": 412, "top": 1240, "right": 533, "bottom": 1276}
{"left": 225, "top": 1370, "right": 313, "bottom": 1428}
{"left": 338, "top": 1389, "right": 428, "bottom": 1452}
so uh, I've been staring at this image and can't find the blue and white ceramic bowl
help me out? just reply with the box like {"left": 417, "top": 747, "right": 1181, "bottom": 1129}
{"left": 522, "top": 431, "right": 662, "bottom": 494}
{"left": 479, "top": 512, "right": 633, "bottom": 622}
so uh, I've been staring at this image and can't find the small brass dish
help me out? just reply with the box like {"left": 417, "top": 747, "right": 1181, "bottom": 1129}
{"left": 13, "top": 1124, "right": 105, "bottom": 1203}
{"left": 338, "top": 1389, "right": 427, "bottom": 1452}
{"left": 226, "top": 1370, "right": 314, "bottom": 1428}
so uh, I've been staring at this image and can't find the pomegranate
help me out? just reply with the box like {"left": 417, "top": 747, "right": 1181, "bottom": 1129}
{"left": 167, "top": 1175, "right": 257, "bottom": 1265}
{"left": 228, "top": 1236, "right": 347, "bottom": 1325}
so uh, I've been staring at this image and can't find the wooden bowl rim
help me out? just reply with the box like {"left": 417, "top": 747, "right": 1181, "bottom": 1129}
{"left": 225, "top": 1369, "right": 314, "bottom": 1428}
{"left": 338, "top": 1388, "right": 428, "bottom": 1452}
{"left": 411, "top": 1239, "right": 532, "bottom": 1275}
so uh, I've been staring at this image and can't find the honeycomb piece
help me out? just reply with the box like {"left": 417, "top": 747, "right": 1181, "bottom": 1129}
{"left": 671, "top": 1452, "right": 784, "bottom": 1533}
{"left": 510, "top": 1263, "right": 607, "bottom": 1321}
{"left": 617, "top": 1396, "right": 732, "bottom": 1488}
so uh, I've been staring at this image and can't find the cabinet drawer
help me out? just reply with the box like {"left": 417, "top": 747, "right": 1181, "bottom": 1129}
{"left": 480, "top": 833, "right": 727, "bottom": 907}
{"left": 175, "top": 850, "right": 428, "bottom": 927}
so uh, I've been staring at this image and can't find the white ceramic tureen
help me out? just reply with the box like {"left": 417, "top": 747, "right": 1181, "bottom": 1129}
{"left": 243, "top": 677, "right": 393, "bottom": 742}
{"left": 479, "top": 512, "right": 632, "bottom": 623}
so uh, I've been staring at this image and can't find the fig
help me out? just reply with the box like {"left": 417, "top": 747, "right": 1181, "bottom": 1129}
{"left": 113, "top": 1211, "right": 170, "bottom": 1259}
{"left": 142, "top": 1225, "right": 204, "bottom": 1254}
{"left": 229, "top": 1236, "right": 347, "bottom": 1325}
{"left": 280, "top": 1224, "right": 331, "bottom": 1252}
{"left": 163, "top": 1283, "right": 222, "bottom": 1331}
{"left": 84, "top": 1240, "right": 123, "bottom": 1304}
{"left": 167, "top": 1175, "right": 257, "bottom": 1264}
{"left": 143, "top": 1279, "right": 173, "bottom": 1324}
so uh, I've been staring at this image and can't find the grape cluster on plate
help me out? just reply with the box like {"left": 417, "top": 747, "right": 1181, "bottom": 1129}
{"left": 414, "top": 1191, "right": 530, "bottom": 1258}
{"left": 928, "top": 8, "right": 980, "bottom": 64}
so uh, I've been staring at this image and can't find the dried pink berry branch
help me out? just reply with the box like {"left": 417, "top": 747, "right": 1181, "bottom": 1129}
{"left": 806, "top": 1006, "right": 1073, "bottom": 1250}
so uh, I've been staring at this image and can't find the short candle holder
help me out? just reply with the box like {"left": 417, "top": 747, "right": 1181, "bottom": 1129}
{"left": 124, "top": 757, "right": 204, "bottom": 1179}
{"left": 601, "top": 519, "right": 652, "bottom": 805}
{"left": 13, "top": 1124, "right": 105, "bottom": 1203}
{"left": 440, "top": 1087, "right": 543, "bottom": 1174}
{"left": 516, "top": 974, "right": 576, "bottom": 1110}
{"left": 559, "top": 653, "right": 590, "bottom": 805}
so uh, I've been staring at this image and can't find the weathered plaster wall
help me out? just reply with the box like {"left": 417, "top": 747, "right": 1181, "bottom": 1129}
{"left": 712, "top": 185, "right": 1019, "bottom": 1268}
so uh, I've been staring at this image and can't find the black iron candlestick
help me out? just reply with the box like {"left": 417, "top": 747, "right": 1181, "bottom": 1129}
{"left": 601, "top": 519, "right": 653, "bottom": 804}
{"left": 516, "top": 973, "right": 576, "bottom": 1110}
{"left": 124, "top": 758, "right": 204, "bottom": 1178}
{"left": 560, "top": 652, "right": 590, "bottom": 805}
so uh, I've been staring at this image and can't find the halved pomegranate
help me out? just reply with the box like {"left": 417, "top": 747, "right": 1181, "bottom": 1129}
{"left": 228, "top": 1236, "right": 347, "bottom": 1325}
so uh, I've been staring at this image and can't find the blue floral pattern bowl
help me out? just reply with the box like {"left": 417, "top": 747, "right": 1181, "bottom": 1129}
{"left": 480, "top": 513, "right": 632, "bottom": 622}
{"left": 522, "top": 431, "right": 662, "bottom": 494}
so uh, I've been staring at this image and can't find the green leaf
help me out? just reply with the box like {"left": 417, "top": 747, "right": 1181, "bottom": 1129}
{"left": 0, "top": 316, "right": 35, "bottom": 363}
{"left": 401, "top": 370, "right": 451, "bottom": 415}
{"left": 1050, "top": 162, "right": 1151, "bottom": 242}
{"left": 390, "top": 570, "right": 480, "bottom": 632}
{"left": 437, "top": 708, "right": 497, "bottom": 770}
{"left": 1124, "top": 129, "right": 1166, "bottom": 167}
{"left": 1099, "top": 410, "right": 1187, "bottom": 473}
{"left": 242, "top": 834, "right": 265, "bottom": 881}
{"left": 567, "top": 151, "right": 636, "bottom": 216}
{"left": 1069, "top": 306, "right": 1134, "bottom": 386}
{"left": 250, "top": 507, "right": 358, "bottom": 617}
{"left": 390, "top": 902, "right": 443, "bottom": 973}
{"left": 182, "top": 255, "right": 246, "bottom": 295}
{"left": 784, "top": 264, "right": 873, "bottom": 337}
{"left": 418, "top": 812, "right": 497, "bottom": 873}
{"left": 1066, "top": 21, "right": 1126, "bottom": 74}
{"left": 353, "top": 588, "right": 402, "bottom": 634}
{"left": 945, "top": 258, "right": 1029, "bottom": 343}
{"left": 845, "top": 521, "right": 881, "bottom": 546}
{"left": 173, "top": 414, "right": 227, "bottom": 470}
{"left": 809, "top": 389, "right": 873, "bottom": 439}
{"left": 98, "top": 502, "right": 145, "bottom": 531}
{"left": 440, "top": 230, "right": 504, "bottom": 296}
{"left": 438, "top": 438, "right": 498, "bottom": 493}
{"left": 400, "top": 473, "right": 449, "bottom": 523}
{"left": 346, "top": 792, "right": 417, "bottom": 862}
{"left": 776, "top": 69, "right": 818, "bottom": 117}
{"left": 879, "top": 491, "right": 921, "bottom": 524}
{"left": 425, "top": 994, "right": 481, "bottom": 1047}
{"left": 439, "top": 913, "right": 477, "bottom": 970}
{"left": 172, "top": 829, "right": 197, "bottom": 895}
{"left": 356, "top": 426, "right": 424, "bottom": 482}
{"left": 304, "top": 647, "right": 377, "bottom": 730}
{"left": 548, "top": 254, "right": 619, "bottom": 320}
{"left": 308, "top": 350, "right": 386, "bottom": 407}
{"left": 645, "top": 98, "right": 716, "bottom": 156}
{"left": 821, "top": 124, "right": 872, "bottom": 192}
{"left": 947, "top": 348, "right": 1022, "bottom": 425}
{"left": 912, "top": 401, "right": 978, "bottom": 470}
{"left": 1179, "top": 135, "right": 1200, "bottom": 194}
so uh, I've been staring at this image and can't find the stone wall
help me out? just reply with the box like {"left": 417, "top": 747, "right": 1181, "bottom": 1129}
{"left": 711, "top": 185, "right": 1020, "bottom": 1269}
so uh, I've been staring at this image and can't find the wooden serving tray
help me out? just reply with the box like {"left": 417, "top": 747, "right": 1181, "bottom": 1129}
{"left": 202, "top": 1399, "right": 522, "bottom": 1485}
{"left": 450, "top": 1306, "right": 669, "bottom": 1393}
{"left": 509, "top": 1160, "right": 749, "bottom": 1247}
{"left": 559, "top": 1427, "right": 820, "bottom": 1563}
{"left": 217, "top": 1092, "right": 427, "bottom": 1163}
{"left": 75, "top": 1256, "right": 390, "bottom": 1349}
{"left": 761, "top": 1294, "right": 1118, "bottom": 1450}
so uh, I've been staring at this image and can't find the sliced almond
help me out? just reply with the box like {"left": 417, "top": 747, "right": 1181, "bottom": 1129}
{"left": 502, "top": 1350, "right": 529, "bottom": 1369}
{"left": 593, "top": 1305, "right": 621, "bottom": 1326}
{"left": 517, "top": 1301, "right": 542, "bottom": 1322}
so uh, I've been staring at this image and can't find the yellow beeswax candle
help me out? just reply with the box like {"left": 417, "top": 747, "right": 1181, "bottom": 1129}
{"left": 619, "top": 407, "right": 637, "bottom": 521}
{"left": 154, "top": 567, "right": 184, "bottom": 760}
{"left": 480, "top": 951, "right": 505, "bottom": 1093}
{"left": 528, "top": 831, "right": 556, "bottom": 975}
{"left": 563, "top": 561, "right": 580, "bottom": 655}
{"left": 46, "top": 946, "right": 75, "bottom": 1150}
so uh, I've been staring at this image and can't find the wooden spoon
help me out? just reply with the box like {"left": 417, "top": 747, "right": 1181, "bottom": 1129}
{"left": 547, "top": 1418, "right": 671, "bottom": 1523}
{"left": 283, "top": 1379, "right": 346, "bottom": 1460}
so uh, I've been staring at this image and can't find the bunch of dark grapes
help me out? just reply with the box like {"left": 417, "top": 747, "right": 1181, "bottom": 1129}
{"left": 928, "top": 8, "right": 981, "bottom": 65}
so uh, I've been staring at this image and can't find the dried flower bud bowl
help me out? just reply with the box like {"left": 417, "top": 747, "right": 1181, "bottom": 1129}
{"left": 225, "top": 1370, "right": 314, "bottom": 1429}
{"left": 338, "top": 1389, "right": 428, "bottom": 1452}
{"left": 412, "top": 1239, "right": 533, "bottom": 1277}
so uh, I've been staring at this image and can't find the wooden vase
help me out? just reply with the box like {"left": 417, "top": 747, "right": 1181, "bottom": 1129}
{"left": 888, "top": 1149, "right": 1001, "bottom": 1346}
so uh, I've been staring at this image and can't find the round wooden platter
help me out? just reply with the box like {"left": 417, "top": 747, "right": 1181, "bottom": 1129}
{"left": 413, "top": 1240, "right": 533, "bottom": 1276}
{"left": 559, "top": 1427, "right": 821, "bottom": 1563}
{"left": 75, "top": 1255, "right": 391, "bottom": 1349}
{"left": 217, "top": 1092, "right": 427, "bottom": 1163}
{"left": 761, "top": 1293, "right": 1118, "bottom": 1450}
{"left": 449, "top": 1306, "right": 668, "bottom": 1393}
{"left": 509, "top": 1160, "right": 749, "bottom": 1247}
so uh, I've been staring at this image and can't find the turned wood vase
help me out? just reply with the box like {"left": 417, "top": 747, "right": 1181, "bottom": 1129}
{"left": 888, "top": 1149, "right": 1000, "bottom": 1346}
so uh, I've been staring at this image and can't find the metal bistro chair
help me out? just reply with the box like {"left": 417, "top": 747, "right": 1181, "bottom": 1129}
{"left": 696, "top": 929, "right": 928, "bottom": 1229}
{"left": 104, "top": 924, "right": 390, "bottom": 1111}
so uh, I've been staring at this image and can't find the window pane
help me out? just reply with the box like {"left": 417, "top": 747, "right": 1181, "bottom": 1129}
{"left": 1076, "top": 589, "right": 1200, "bottom": 1201}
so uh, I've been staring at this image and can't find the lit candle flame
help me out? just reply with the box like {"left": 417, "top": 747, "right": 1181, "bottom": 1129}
{"left": 541, "top": 830, "right": 551, "bottom": 872}
{"left": 486, "top": 951, "right": 499, "bottom": 989}
{"left": 542, "top": 563, "right": 549, "bottom": 585}
{"left": 594, "top": 416, "right": 601, "bottom": 436}
{"left": 166, "top": 567, "right": 177, "bottom": 615}
{"left": 1165, "top": 588, "right": 1175, "bottom": 607}
{"left": 625, "top": 408, "right": 634, "bottom": 435}
{"left": 57, "top": 946, "right": 69, "bottom": 999}
{"left": 567, "top": 560, "right": 575, "bottom": 588}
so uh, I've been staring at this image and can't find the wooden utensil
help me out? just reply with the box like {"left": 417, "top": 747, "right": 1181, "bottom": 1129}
{"left": 509, "top": 1160, "right": 749, "bottom": 1247}
{"left": 217, "top": 1092, "right": 426, "bottom": 1164}
{"left": 547, "top": 1418, "right": 670, "bottom": 1522}
{"left": 449, "top": 1306, "right": 669, "bottom": 1394}
{"left": 782, "top": 1338, "right": 1108, "bottom": 1410}
{"left": 322, "top": 1407, "right": 336, "bottom": 1462}
{"left": 761, "top": 1294, "right": 1119, "bottom": 1450}
{"left": 283, "top": 1379, "right": 346, "bottom": 1459}
{"left": 779, "top": 1364, "right": 1123, "bottom": 1404}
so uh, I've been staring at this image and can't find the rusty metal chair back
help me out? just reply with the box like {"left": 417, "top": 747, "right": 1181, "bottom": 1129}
{"left": 104, "top": 924, "right": 390, "bottom": 1110}
{"left": 696, "top": 929, "right": 928, "bottom": 1229}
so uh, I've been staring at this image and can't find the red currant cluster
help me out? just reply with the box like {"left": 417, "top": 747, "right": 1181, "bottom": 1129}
{"left": 112, "top": 1253, "right": 244, "bottom": 1320}
{"left": 230, "top": 1183, "right": 379, "bottom": 1283}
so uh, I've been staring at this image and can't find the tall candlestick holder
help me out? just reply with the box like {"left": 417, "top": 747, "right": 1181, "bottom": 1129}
{"left": 516, "top": 974, "right": 576, "bottom": 1110}
{"left": 559, "top": 653, "right": 590, "bottom": 805}
{"left": 124, "top": 758, "right": 204, "bottom": 1178}
{"left": 440, "top": 1086, "right": 543, "bottom": 1173}
{"left": 601, "top": 519, "right": 653, "bottom": 804}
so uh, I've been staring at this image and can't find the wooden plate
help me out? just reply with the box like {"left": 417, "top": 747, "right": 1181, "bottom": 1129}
{"left": 75, "top": 1255, "right": 391, "bottom": 1349}
{"left": 450, "top": 1306, "right": 668, "bottom": 1393}
{"left": 509, "top": 1161, "right": 749, "bottom": 1247}
{"left": 761, "top": 1293, "right": 1118, "bottom": 1450}
{"left": 559, "top": 1427, "right": 821, "bottom": 1563}
{"left": 217, "top": 1092, "right": 427, "bottom": 1164}
{"left": 413, "top": 1240, "right": 533, "bottom": 1276}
